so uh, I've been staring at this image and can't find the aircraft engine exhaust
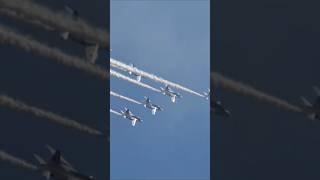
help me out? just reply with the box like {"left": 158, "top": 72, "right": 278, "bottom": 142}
{"left": 110, "top": 58, "right": 204, "bottom": 97}
{"left": 0, "top": 95, "right": 102, "bottom": 136}
{"left": 110, "top": 69, "right": 161, "bottom": 93}
{"left": 0, "top": 150, "right": 38, "bottom": 171}
{"left": 211, "top": 72, "right": 302, "bottom": 113}
{"left": 0, "top": 0, "right": 109, "bottom": 48}
{"left": 110, "top": 109, "right": 122, "bottom": 116}
{"left": 110, "top": 91, "right": 142, "bottom": 105}
{"left": 0, "top": 25, "right": 107, "bottom": 80}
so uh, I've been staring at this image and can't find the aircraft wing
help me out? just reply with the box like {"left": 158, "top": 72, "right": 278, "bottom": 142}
{"left": 131, "top": 119, "right": 137, "bottom": 126}
{"left": 171, "top": 96, "right": 176, "bottom": 103}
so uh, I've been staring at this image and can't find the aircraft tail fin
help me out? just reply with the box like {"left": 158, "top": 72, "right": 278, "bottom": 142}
{"left": 301, "top": 96, "right": 313, "bottom": 107}
{"left": 152, "top": 108, "right": 156, "bottom": 115}
{"left": 131, "top": 119, "right": 137, "bottom": 126}
{"left": 171, "top": 96, "right": 176, "bottom": 103}
{"left": 136, "top": 75, "right": 142, "bottom": 82}
{"left": 85, "top": 44, "right": 99, "bottom": 64}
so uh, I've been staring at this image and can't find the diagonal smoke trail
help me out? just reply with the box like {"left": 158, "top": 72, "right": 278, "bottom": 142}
{"left": 0, "top": 8, "right": 55, "bottom": 31}
{"left": 0, "top": 0, "right": 109, "bottom": 49}
{"left": 0, "top": 24, "right": 107, "bottom": 80}
{"left": 110, "top": 58, "right": 204, "bottom": 97}
{"left": 0, "top": 150, "right": 38, "bottom": 171}
{"left": 110, "top": 69, "right": 161, "bottom": 93}
{"left": 211, "top": 72, "right": 302, "bottom": 113}
{"left": 110, "top": 91, "right": 142, "bottom": 105}
{"left": 0, "top": 95, "right": 102, "bottom": 136}
{"left": 110, "top": 109, "right": 122, "bottom": 116}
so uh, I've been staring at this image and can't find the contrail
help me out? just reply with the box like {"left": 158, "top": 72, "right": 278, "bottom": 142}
{"left": 110, "top": 69, "right": 161, "bottom": 93}
{"left": 110, "top": 109, "right": 122, "bottom": 116}
{"left": 0, "top": 150, "right": 38, "bottom": 171}
{"left": 0, "top": 0, "right": 109, "bottom": 49}
{"left": 211, "top": 72, "right": 302, "bottom": 113}
{"left": 0, "top": 24, "right": 107, "bottom": 80}
{"left": 110, "top": 58, "right": 204, "bottom": 97}
{"left": 0, "top": 95, "right": 102, "bottom": 136}
{"left": 110, "top": 91, "right": 142, "bottom": 105}
{"left": 0, "top": 8, "right": 55, "bottom": 31}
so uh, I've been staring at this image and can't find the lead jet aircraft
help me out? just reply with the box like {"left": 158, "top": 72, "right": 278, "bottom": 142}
{"left": 127, "top": 63, "right": 142, "bottom": 82}
{"left": 60, "top": 5, "right": 100, "bottom": 64}
{"left": 143, "top": 97, "right": 163, "bottom": 115}
{"left": 300, "top": 86, "right": 320, "bottom": 120}
{"left": 120, "top": 108, "right": 142, "bottom": 126}
{"left": 211, "top": 91, "right": 230, "bottom": 117}
{"left": 33, "top": 145, "right": 94, "bottom": 180}
{"left": 160, "top": 85, "right": 182, "bottom": 103}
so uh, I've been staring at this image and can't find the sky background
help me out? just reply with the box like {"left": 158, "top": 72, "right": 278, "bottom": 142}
{"left": 0, "top": 0, "right": 109, "bottom": 179}
{"left": 212, "top": 0, "right": 320, "bottom": 179}
{"left": 110, "top": 0, "right": 210, "bottom": 179}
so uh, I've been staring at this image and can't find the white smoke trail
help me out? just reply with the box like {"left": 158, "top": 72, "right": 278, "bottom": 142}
{"left": 110, "top": 109, "right": 122, "bottom": 116}
{"left": 0, "top": 150, "right": 38, "bottom": 171}
{"left": 211, "top": 72, "right": 302, "bottom": 113}
{"left": 0, "top": 95, "right": 102, "bottom": 136}
{"left": 0, "top": 0, "right": 109, "bottom": 48}
{"left": 110, "top": 58, "right": 204, "bottom": 97}
{"left": 110, "top": 91, "right": 142, "bottom": 105}
{"left": 0, "top": 8, "right": 55, "bottom": 31}
{"left": 0, "top": 24, "right": 108, "bottom": 80}
{"left": 110, "top": 69, "right": 161, "bottom": 93}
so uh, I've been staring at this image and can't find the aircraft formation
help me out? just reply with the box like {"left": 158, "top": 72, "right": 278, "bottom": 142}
{"left": 110, "top": 60, "right": 213, "bottom": 127}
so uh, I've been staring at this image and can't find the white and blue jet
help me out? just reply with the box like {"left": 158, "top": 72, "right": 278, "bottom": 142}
{"left": 143, "top": 97, "right": 163, "bottom": 115}
{"left": 300, "top": 86, "right": 320, "bottom": 120}
{"left": 33, "top": 145, "right": 94, "bottom": 180}
{"left": 127, "top": 63, "right": 142, "bottom": 82}
{"left": 160, "top": 85, "right": 182, "bottom": 103}
{"left": 120, "top": 108, "right": 142, "bottom": 126}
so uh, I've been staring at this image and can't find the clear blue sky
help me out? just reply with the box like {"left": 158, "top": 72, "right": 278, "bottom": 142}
{"left": 110, "top": 1, "right": 210, "bottom": 179}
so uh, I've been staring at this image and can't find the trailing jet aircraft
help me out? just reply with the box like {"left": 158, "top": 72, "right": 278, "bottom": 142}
{"left": 128, "top": 63, "right": 142, "bottom": 82}
{"left": 143, "top": 97, "right": 163, "bottom": 115}
{"left": 300, "top": 86, "right": 320, "bottom": 120}
{"left": 211, "top": 91, "right": 230, "bottom": 117}
{"left": 160, "top": 85, "right": 182, "bottom": 103}
{"left": 33, "top": 145, "right": 94, "bottom": 180}
{"left": 120, "top": 108, "right": 142, "bottom": 126}
{"left": 60, "top": 5, "right": 100, "bottom": 64}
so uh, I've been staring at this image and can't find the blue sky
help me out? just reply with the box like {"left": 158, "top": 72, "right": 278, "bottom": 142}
{"left": 110, "top": 1, "right": 210, "bottom": 179}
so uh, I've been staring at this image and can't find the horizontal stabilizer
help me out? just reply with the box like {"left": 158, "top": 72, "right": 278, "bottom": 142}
{"left": 33, "top": 154, "right": 46, "bottom": 165}
{"left": 301, "top": 96, "right": 312, "bottom": 107}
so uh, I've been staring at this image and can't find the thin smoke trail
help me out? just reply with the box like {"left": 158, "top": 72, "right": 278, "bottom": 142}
{"left": 0, "top": 8, "right": 55, "bottom": 31}
{"left": 0, "top": 25, "right": 108, "bottom": 80}
{"left": 110, "top": 109, "right": 122, "bottom": 116}
{"left": 0, "top": 0, "right": 109, "bottom": 48}
{"left": 110, "top": 58, "right": 204, "bottom": 97}
{"left": 0, "top": 150, "right": 38, "bottom": 171}
{"left": 110, "top": 91, "right": 142, "bottom": 105}
{"left": 211, "top": 72, "right": 302, "bottom": 113}
{"left": 0, "top": 95, "right": 102, "bottom": 136}
{"left": 110, "top": 69, "right": 161, "bottom": 93}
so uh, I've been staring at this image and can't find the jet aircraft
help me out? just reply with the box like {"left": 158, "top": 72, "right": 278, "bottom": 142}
{"left": 120, "top": 108, "right": 142, "bottom": 126}
{"left": 33, "top": 145, "right": 94, "bottom": 180}
{"left": 128, "top": 63, "right": 142, "bottom": 82}
{"left": 160, "top": 85, "right": 182, "bottom": 103}
{"left": 143, "top": 97, "right": 163, "bottom": 115}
